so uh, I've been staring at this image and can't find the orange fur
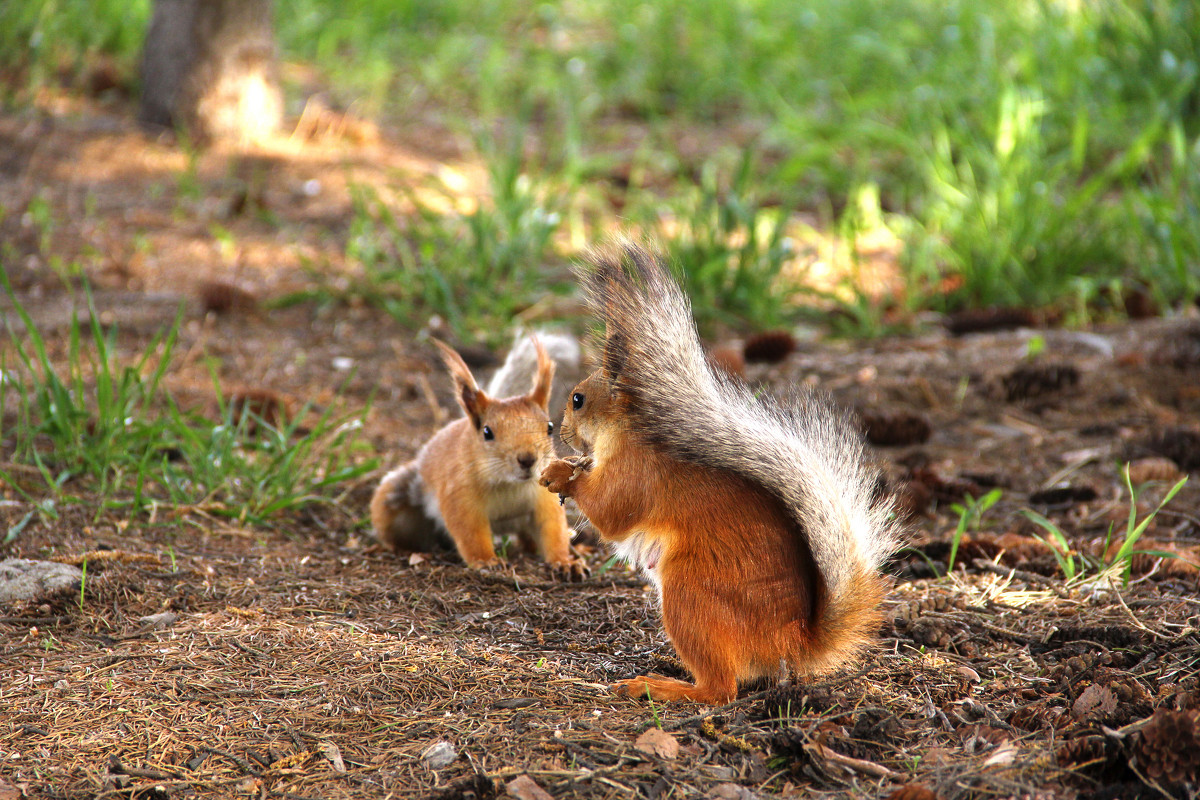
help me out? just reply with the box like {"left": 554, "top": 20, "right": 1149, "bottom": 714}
{"left": 541, "top": 371, "right": 886, "bottom": 704}
{"left": 538, "top": 243, "right": 897, "bottom": 703}
{"left": 372, "top": 338, "right": 579, "bottom": 573}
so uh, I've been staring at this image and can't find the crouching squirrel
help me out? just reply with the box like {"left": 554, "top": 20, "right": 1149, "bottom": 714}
{"left": 371, "top": 337, "right": 581, "bottom": 574}
{"left": 540, "top": 243, "right": 902, "bottom": 703}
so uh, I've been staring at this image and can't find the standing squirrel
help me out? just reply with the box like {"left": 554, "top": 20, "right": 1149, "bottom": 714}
{"left": 371, "top": 337, "right": 580, "bottom": 573}
{"left": 540, "top": 243, "right": 902, "bottom": 704}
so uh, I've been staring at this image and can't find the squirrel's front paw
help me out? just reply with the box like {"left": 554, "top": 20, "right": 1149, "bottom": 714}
{"left": 539, "top": 459, "right": 579, "bottom": 496}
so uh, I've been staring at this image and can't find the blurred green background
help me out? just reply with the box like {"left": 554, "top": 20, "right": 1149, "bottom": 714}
{"left": 3, "top": 0, "right": 1198, "bottom": 338}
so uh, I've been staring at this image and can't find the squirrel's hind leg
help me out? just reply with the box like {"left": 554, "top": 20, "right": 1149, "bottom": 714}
{"left": 371, "top": 462, "right": 438, "bottom": 553}
{"left": 622, "top": 567, "right": 741, "bottom": 704}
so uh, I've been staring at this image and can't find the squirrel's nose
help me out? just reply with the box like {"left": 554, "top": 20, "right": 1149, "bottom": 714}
{"left": 517, "top": 453, "right": 537, "bottom": 470}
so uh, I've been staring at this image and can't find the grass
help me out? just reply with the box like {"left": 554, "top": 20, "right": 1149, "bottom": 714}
{"left": 1020, "top": 465, "right": 1190, "bottom": 586}
{"left": 0, "top": 270, "right": 376, "bottom": 528}
{"left": 342, "top": 130, "right": 575, "bottom": 343}
{"left": 0, "top": 272, "right": 181, "bottom": 505}
{"left": 1, "top": 0, "right": 1198, "bottom": 333}
{"left": 946, "top": 488, "right": 1002, "bottom": 573}
{"left": 651, "top": 151, "right": 799, "bottom": 334}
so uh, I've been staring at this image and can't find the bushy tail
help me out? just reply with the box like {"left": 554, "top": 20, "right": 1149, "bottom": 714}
{"left": 486, "top": 330, "right": 581, "bottom": 400}
{"left": 580, "top": 241, "right": 901, "bottom": 607}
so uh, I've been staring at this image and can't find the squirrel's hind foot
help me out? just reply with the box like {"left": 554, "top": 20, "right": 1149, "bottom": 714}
{"left": 613, "top": 674, "right": 735, "bottom": 705}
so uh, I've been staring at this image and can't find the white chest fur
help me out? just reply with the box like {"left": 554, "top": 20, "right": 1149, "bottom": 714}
{"left": 611, "top": 532, "right": 665, "bottom": 597}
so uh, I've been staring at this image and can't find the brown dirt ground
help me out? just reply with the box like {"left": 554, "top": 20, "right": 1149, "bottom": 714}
{"left": 2, "top": 93, "right": 1200, "bottom": 800}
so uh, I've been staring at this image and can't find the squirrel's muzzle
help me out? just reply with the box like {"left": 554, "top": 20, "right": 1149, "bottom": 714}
{"left": 516, "top": 452, "right": 538, "bottom": 479}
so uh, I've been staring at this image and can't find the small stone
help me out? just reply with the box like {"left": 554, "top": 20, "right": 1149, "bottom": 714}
{"left": 421, "top": 740, "right": 457, "bottom": 769}
{"left": 0, "top": 559, "right": 83, "bottom": 608}
{"left": 711, "top": 784, "right": 757, "bottom": 800}
{"left": 957, "top": 666, "right": 981, "bottom": 683}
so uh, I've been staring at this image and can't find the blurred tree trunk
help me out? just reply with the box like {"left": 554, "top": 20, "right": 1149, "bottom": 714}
{"left": 139, "top": 0, "right": 282, "bottom": 144}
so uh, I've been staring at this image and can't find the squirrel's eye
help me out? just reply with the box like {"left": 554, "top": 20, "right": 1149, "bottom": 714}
{"left": 571, "top": 392, "right": 584, "bottom": 410}
{"left": 547, "top": 421, "right": 554, "bottom": 435}
{"left": 482, "top": 425, "right": 495, "bottom": 441}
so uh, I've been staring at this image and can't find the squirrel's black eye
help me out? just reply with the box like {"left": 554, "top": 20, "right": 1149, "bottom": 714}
{"left": 547, "top": 421, "right": 554, "bottom": 435}
{"left": 482, "top": 425, "right": 494, "bottom": 441}
{"left": 571, "top": 392, "right": 584, "bottom": 410}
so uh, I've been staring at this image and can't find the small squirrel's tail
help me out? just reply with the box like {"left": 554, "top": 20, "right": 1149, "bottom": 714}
{"left": 486, "top": 330, "right": 581, "bottom": 400}
{"left": 581, "top": 241, "right": 901, "bottom": 661}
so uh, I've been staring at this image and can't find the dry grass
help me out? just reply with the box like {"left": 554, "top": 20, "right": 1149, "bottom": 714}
{"left": 3, "top": 515, "right": 1199, "bottom": 798}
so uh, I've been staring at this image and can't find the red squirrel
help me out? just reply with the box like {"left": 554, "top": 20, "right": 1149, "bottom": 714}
{"left": 371, "top": 338, "right": 580, "bottom": 574}
{"left": 540, "top": 243, "right": 901, "bottom": 703}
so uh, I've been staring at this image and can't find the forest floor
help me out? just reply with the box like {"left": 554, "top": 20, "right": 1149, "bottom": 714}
{"left": 2, "top": 94, "right": 1199, "bottom": 800}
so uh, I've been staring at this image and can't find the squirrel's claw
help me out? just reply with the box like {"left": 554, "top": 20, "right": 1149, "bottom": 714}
{"left": 549, "top": 557, "right": 589, "bottom": 582}
{"left": 612, "top": 676, "right": 661, "bottom": 699}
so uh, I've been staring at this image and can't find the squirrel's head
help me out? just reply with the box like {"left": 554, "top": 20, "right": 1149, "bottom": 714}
{"left": 433, "top": 338, "right": 557, "bottom": 483}
{"left": 557, "top": 369, "right": 626, "bottom": 460}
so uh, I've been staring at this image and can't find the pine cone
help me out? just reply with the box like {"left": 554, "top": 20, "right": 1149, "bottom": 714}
{"left": 742, "top": 330, "right": 796, "bottom": 363}
{"left": 1135, "top": 708, "right": 1200, "bottom": 784}
{"left": 1057, "top": 734, "right": 1108, "bottom": 767}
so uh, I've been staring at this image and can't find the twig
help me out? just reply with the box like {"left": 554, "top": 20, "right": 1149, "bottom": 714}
{"left": 201, "top": 746, "right": 262, "bottom": 776}
{"left": 803, "top": 742, "right": 901, "bottom": 780}
{"left": 109, "top": 755, "right": 184, "bottom": 781}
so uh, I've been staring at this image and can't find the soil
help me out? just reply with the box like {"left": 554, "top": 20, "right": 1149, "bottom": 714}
{"left": 2, "top": 93, "right": 1199, "bottom": 800}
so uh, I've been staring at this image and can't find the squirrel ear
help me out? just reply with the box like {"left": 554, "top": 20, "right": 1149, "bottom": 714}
{"left": 431, "top": 339, "right": 490, "bottom": 426}
{"left": 602, "top": 331, "right": 627, "bottom": 381}
{"left": 527, "top": 336, "right": 554, "bottom": 410}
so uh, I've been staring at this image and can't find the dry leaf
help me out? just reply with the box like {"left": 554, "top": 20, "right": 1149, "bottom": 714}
{"left": 635, "top": 727, "right": 679, "bottom": 760}
{"left": 235, "top": 777, "right": 262, "bottom": 795}
{"left": 505, "top": 774, "right": 554, "bottom": 800}
{"left": 982, "top": 741, "right": 1018, "bottom": 768}
{"left": 319, "top": 740, "right": 346, "bottom": 773}
{"left": 886, "top": 786, "right": 941, "bottom": 800}
{"left": 1073, "top": 684, "right": 1118, "bottom": 723}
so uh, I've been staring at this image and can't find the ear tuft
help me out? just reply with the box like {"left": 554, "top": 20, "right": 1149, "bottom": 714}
{"left": 527, "top": 336, "right": 554, "bottom": 410}
{"left": 431, "top": 338, "right": 489, "bottom": 425}
{"left": 602, "top": 332, "right": 627, "bottom": 381}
